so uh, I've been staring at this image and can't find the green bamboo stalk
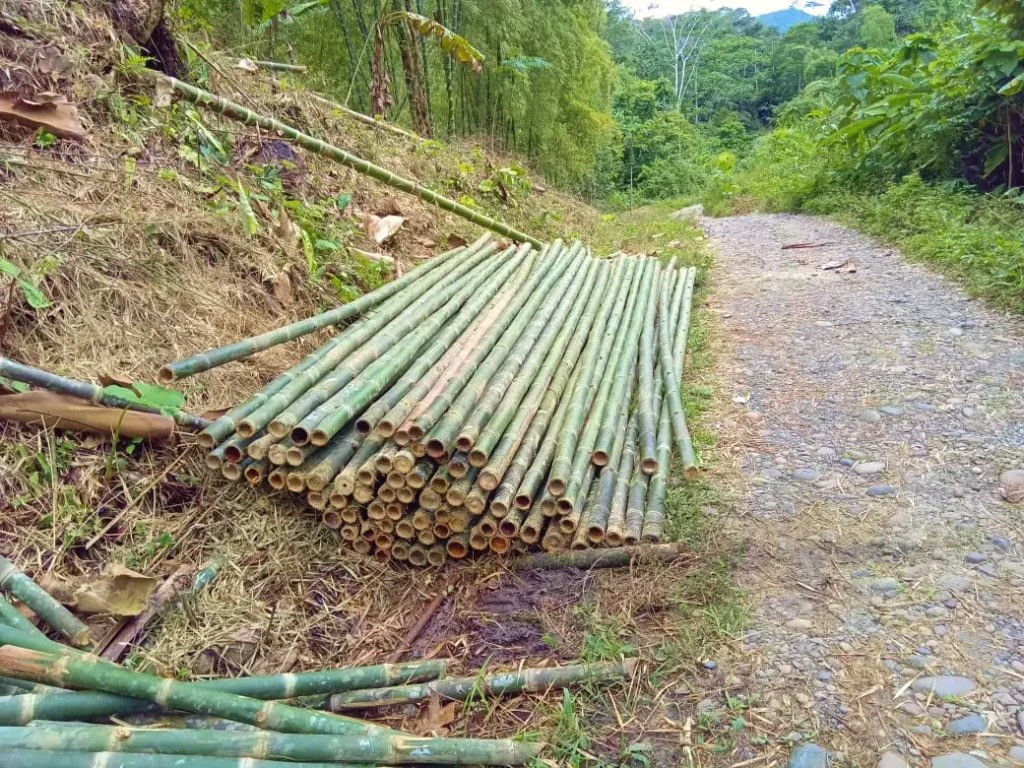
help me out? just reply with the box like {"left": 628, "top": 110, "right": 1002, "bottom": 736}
{"left": 328, "top": 659, "right": 638, "bottom": 709}
{"left": 259, "top": 242, "right": 501, "bottom": 440}
{"left": 636, "top": 259, "right": 663, "bottom": 475}
{"left": 658, "top": 270, "right": 698, "bottom": 480}
{"left": 571, "top": 472, "right": 603, "bottom": 549}
{"left": 409, "top": 242, "right": 567, "bottom": 445}
{"left": 605, "top": 407, "right": 639, "bottom": 547}
{"left": 362, "top": 250, "right": 535, "bottom": 437}
{"left": 0, "top": 556, "right": 90, "bottom": 648}
{"left": 161, "top": 235, "right": 483, "bottom": 382}
{"left": 481, "top": 260, "right": 609, "bottom": 493}
{"left": 333, "top": 432, "right": 386, "bottom": 495}
{"left": 545, "top": 257, "right": 637, "bottom": 497}
{"left": 557, "top": 462, "right": 596, "bottom": 535}
{"left": 0, "top": 646, "right": 395, "bottom": 737}
{"left": 673, "top": 267, "right": 698, "bottom": 381}
{"left": 160, "top": 77, "right": 542, "bottom": 245}
{"left": 0, "top": 357, "right": 208, "bottom": 433}
{"left": 518, "top": 498, "right": 547, "bottom": 544}
{"left": 642, "top": 394, "right": 672, "bottom": 543}
{"left": 300, "top": 245, "right": 533, "bottom": 448}
{"left": 200, "top": 333, "right": 354, "bottom": 448}
{"left": 0, "top": 722, "right": 542, "bottom": 765}
{"left": 594, "top": 259, "right": 658, "bottom": 466}
{"left": 511, "top": 543, "right": 687, "bottom": 571}
{"left": 0, "top": 748, "right": 365, "bottom": 768}
{"left": 555, "top": 258, "right": 647, "bottom": 512}
{"left": 585, "top": 344, "right": 639, "bottom": 544}
{"left": 303, "top": 426, "right": 365, "bottom": 492}
{"left": 454, "top": 243, "right": 588, "bottom": 454}
{"left": 0, "top": 595, "right": 44, "bottom": 640}
{"left": 471, "top": 253, "right": 602, "bottom": 475}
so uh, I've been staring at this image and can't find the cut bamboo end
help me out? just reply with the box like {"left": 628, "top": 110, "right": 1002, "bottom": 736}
{"left": 236, "top": 421, "right": 257, "bottom": 438}
{"left": 385, "top": 503, "right": 404, "bottom": 521}
{"left": 426, "top": 439, "right": 446, "bottom": 458}
{"left": 427, "top": 545, "right": 447, "bottom": 567}
{"left": 557, "top": 517, "right": 576, "bottom": 535}
{"left": 396, "top": 520, "right": 416, "bottom": 539}
{"left": 408, "top": 545, "right": 428, "bottom": 566}
{"left": 391, "top": 541, "right": 410, "bottom": 560}
{"left": 322, "top": 509, "right": 342, "bottom": 529}
{"left": 392, "top": 451, "right": 415, "bottom": 474}
{"left": 367, "top": 501, "right": 386, "bottom": 520}
{"left": 311, "top": 429, "right": 329, "bottom": 446}
{"left": 498, "top": 518, "right": 519, "bottom": 538}
{"left": 267, "top": 469, "right": 287, "bottom": 489}
{"left": 489, "top": 536, "right": 511, "bottom": 554}
{"left": 268, "top": 421, "right": 291, "bottom": 439}
{"left": 341, "top": 505, "right": 360, "bottom": 524}
{"left": 640, "top": 458, "right": 659, "bottom": 475}
{"left": 433, "top": 522, "right": 451, "bottom": 539}
{"left": 221, "top": 463, "right": 243, "bottom": 481}
{"left": 556, "top": 497, "right": 573, "bottom": 514}
{"left": 408, "top": 425, "right": 425, "bottom": 441}
{"left": 478, "top": 470, "right": 500, "bottom": 491}
{"left": 547, "top": 479, "right": 567, "bottom": 496}
{"left": 410, "top": 442, "right": 427, "bottom": 458}
{"left": 386, "top": 471, "right": 406, "bottom": 489}
{"left": 352, "top": 539, "right": 371, "bottom": 554}
{"left": 397, "top": 487, "right": 415, "bottom": 504}
{"left": 290, "top": 426, "right": 312, "bottom": 445}
{"left": 446, "top": 535, "right": 468, "bottom": 559}
{"left": 285, "top": 447, "right": 306, "bottom": 467}
{"left": 340, "top": 524, "right": 359, "bottom": 541}
{"left": 417, "top": 529, "right": 435, "bottom": 547}
{"left": 205, "top": 454, "right": 223, "bottom": 471}
{"left": 469, "top": 450, "right": 488, "bottom": 468}
{"left": 683, "top": 465, "right": 700, "bottom": 481}
{"left": 586, "top": 526, "right": 605, "bottom": 544}
{"left": 285, "top": 473, "right": 306, "bottom": 493}
{"left": 591, "top": 451, "right": 610, "bottom": 467}
{"left": 455, "top": 435, "right": 474, "bottom": 452}
{"left": 197, "top": 432, "right": 217, "bottom": 449}
{"left": 244, "top": 464, "right": 265, "bottom": 485}
{"left": 156, "top": 366, "right": 175, "bottom": 384}
{"left": 374, "top": 548, "right": 391, "bottom": 562}
{"left": 514, "top": 493, "right": 532, "bottom": 510}
{"left": 224, "top": 444, "right": 245, "bottom": 463}
{"left": 392, "top": 427, "right": 410, "bottom": 443}
{"left": 307, "top": 490, "right": 326, "bottom": 510}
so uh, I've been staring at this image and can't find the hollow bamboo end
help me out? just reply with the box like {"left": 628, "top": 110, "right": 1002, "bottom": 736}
{"left": 489, "top": 536, "right": 510, "bottom": 554}
{"left": 605, "top": 531, "right": 624, "bottom": 547}
{"left": 307, "top": 491, "right": 326, "bottom": 509}
{"left": 285, "top": 448, "right": 305, "bottom": 467}
{"left": 520, "top": 526, "right": 540, "bottom": 543}
{"left": 592, "top": 451, "right": 609, "bottom": 467}
{"left": 514, "top": 493, "right": 532, "bottom": 510}
{"left": 478, "top": 470, "right": 499, "bottom": 490}
{"left": 446, "top": 540, "right": 467, "bottom": 559}
{"left": 479, "top": 519, "right": 497, "bottom": 537}
{"left": 391, "top": 427, "right": 409, "bottom": 443}
{"left": 469, "top": 533, "right": 488, "bottom": 551}
{"left": 498, "top": 520, "right": 518, "bottom": 537}
{"left": 641, "top": 458, "right": 659, "bottom": 475}
{"left": 340, "top": 524, "right": 359, "bottom": 541}
{"left": 408, "top": 424, "right": 425, "bottom": 441}
{"left": 397, "top": 487, "right": 415, "bottom": 504}
{"left": 571, "top": 539, "right": 589, "bottom": 551}
{"left": 427, "top": 549, "right": 446, "bottom": 567}
{"left": 205, "top": 455, "right": 223, "bottom": 471}
{"left": 221, "top": 464, "right": 242, "bottom": 481}
{"left": 267, "top": 471, "right": 287, "bottom": 490}
{"left": 244, "top": 466, "right": 264, "bottom": 485}
{"left": 408, "top": 548, "right": 428, "bottom": 566}
{"left": 267, "top": 421, "right": 289, "bottom": 439}
{"left": 311, "top": 430, "right": 329, "bottom": 446}
{"left": 286, "top": 475, "right": 306, "bottom": 493}
{"left": 455, "top": 435, "right": 474, "bottom": 453}
{"left": 547, "top": 479, "right": 566, "bottom": 496}
{"left": 197, "top": 433, "right": 216, "bottom": 450}
{"left": 624, "top": 535, "right": 639, "bottom": 546}
{"left": 306, "top": 475, "right": 328, "bottom": 492}
{"left": 352, "top": 539, "right": 371, "bottom": 554}
{"left": 490, "top": 499, "right": 509, "bottom": 517}
{"left": 322, "top": 510, "right": 342, "bottom": 529}
{"left": 558, "top": 518, "right": 576, "bottom": 534}
{"left": 445, "top": 491, "right": 465, "bottom": 507}
{"left": 157, "top": 366, "right": 175, "bottom": 385}
{"left": 374, "top": 549, "right": 391, "bottom": 562}
{"left": 586, "top": 527, "right": 605, "bottom": 544}
{"left": 426, "top": 439, "right": 446, "bottom": 458}
{"left": 433, "top": 523, "right": 450, "bottom": 539}
{"left": 556, "top": 497, "right": 573, "bottom": 514}
{"left": 237, "top": 422, "right": 257, "bottom": 439}
{"left": 356, "top": 419, "right": 373, "bottom": 435}
{"left": 684, "top": 465, "right": 700, "bottom": 481}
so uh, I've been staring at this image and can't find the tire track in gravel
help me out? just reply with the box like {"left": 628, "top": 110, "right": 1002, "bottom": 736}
{"left": 703, "top": 213, "right": 1024, "bottom": 766}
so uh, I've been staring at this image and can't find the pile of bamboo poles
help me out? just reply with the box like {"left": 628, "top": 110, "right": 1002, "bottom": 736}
{"left": 0, "top": 560, "right": 640, "bottom": 765}
{"left": 174, "top": 235, "right": 698, "bottom": 565}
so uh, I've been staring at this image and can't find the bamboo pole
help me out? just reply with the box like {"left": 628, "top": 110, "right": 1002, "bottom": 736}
{"left": 0, "top": 358, "right": 208, "bottom": 433}
{"left": 327, "top": 659, "right": 638, "bottom": 709}
{"left": 0, "top": 722, "right": 542, "bottom": 765}
{"left": 510, "top": 543, "right": 687, "bottom": 571}
{"left": 157, "top": 77, "right": 542, "bottom": 246}
{"left": 0, "top": 556, "right": 91, "bottom": 647}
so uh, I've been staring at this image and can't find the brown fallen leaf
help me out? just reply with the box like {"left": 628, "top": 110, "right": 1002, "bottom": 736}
{"left": 235, "top": 58, "right": 259, "bottom": 73}
{"left": 366, "top": 214, "right": 405, "bottom": 244}
{"left": 0, "top": 91, "right": 84, "bottom": 140}
{"left": 838, "top": 260, "right": 857, "bottom": 273}
{"left": 41, "top": 564, "right": 158, "bottom": 616}
{"left": 416, "top": 691, "right": 457, "bottom": 735}
{"left": 446, "top": 234, "right": 468, "bottom": 249}
{"left": 98, "top": 372, "right": 134, "bottom": 389}
{"left": 200, "top": 405, "right": 233, "bottom": 420}
{"left": 267, "top": 269, "right": 295, "bottom": 307}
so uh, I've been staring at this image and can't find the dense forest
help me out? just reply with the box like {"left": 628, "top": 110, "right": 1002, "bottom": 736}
{"left": 174, "top": 0, "right": 1022, "bottom": 305}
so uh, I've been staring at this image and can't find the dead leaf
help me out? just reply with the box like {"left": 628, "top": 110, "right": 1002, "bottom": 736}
{"left": 42, "top": 564, "right": 157, "bottom": 616}
{"left": 0, "top": 91, "right": 84, "bottom": 140}
{"left": 36, "top": 47, "right": 72, "bottom": 75}
{"left": 235, "top": 58, "right": 259, "bottom": 73}
{"left": 0, "top": 391, "right": 175, "bottom": 441}
{"left": 200, "top": 405, "right": 232, "bottom": 420}
{"left": 98, "top": 372, "right": 134, "bottom": 389}
{"left": 366, "top": 214, "right": 405, "bottom": 244}
{"left": 376, "top": 199, "right": 404, "bottom": 217}
{"left": 273, "top": 204, "right": 302, "bottom": 250}
{"left": 416, "top": 691, "right": 457, "bottom": 735}
{"left": 838, "top": 260, "right": 857, "bottom": 274}
{"left": 446, "top": 235, "right": 468, "bottom": 249}
{"left": 267, "top": 269, "right": 295, "bottom": 307}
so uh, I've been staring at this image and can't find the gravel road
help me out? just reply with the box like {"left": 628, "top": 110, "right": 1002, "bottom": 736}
{"left": 703, "top": 213, "right": 1024, "bottom": 767}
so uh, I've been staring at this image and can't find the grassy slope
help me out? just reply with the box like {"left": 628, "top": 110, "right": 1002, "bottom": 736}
{"left": 0, "top": 3, "right": 743, "bottom": 764}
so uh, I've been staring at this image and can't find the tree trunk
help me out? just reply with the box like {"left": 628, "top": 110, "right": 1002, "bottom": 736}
{"left": 394, "top": 0, "right": 432, "bottom": 136}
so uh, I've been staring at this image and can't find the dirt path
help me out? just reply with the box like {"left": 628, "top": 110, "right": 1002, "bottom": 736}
{"left": 704, "top": 213, "right": 1024, "bottom": 767}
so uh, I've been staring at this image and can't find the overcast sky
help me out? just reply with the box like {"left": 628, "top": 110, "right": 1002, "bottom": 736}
{"left": 621, "top": 0, "right": 828, "bottom": 17}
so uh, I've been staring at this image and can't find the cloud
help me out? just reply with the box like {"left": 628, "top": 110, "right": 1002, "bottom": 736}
{"left": 622, "top": 0, "right": 828, "bottom": 17}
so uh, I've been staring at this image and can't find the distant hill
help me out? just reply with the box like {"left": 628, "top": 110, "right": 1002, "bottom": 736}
{"left": 756, "top": 7, "right": 816, "bottom": 31}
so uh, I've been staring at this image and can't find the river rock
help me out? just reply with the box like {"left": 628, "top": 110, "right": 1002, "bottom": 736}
{"left": 785, "top": 618, "right": 814, "bottom": 631}
{"left": 931, "top": 753, "right": 988, "bottom": 768}
{"left": 867, "top": 484, "right": 897, "bottom": 497}
{"left": 947, "top": 712, "right": 986, "bottom": 735}
{"left": 879, "top": 753, "right": 909, "bottom": 768}
{"left": 855, "top": 461, "right": 885, "bottom": 475}
{"left": 794, "top": 468, "right": 821, "bottom": 481}
{"left": 911, "top": 676, "right": 976, "bottom": 696}
{"left": 789, "top": 743, "right": 831, "bottom": 768}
